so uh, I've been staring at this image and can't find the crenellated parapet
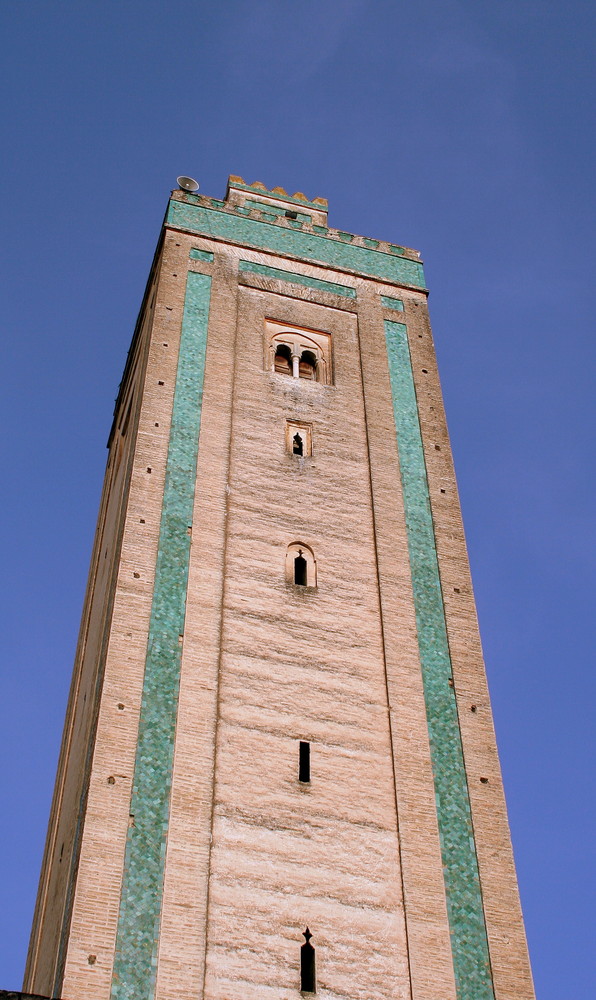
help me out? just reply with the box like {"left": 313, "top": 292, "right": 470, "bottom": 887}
{"left": 168, "top": 174, "right": 425, "bottom": 290}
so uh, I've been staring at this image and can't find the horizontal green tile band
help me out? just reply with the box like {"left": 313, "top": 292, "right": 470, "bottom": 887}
{"left": 384, "top": 320, "right": 494, "bottom": 1000}
{"left": 381, "top": 295, "right": 404, "bottom": 311}
{"left": 245, "top": 199, "right": 312, "bottom": 223}
{"left": 111, "top": 272, "right": 212, "bottom": 1000}
{"left": 239, "top": 259, "right": 357, "bottom": 298}
{"left": 167, "top": 200, "right": 426, "bottom": 289}
{"left": 189, "top": 248, "right": 214, "bottom": 262}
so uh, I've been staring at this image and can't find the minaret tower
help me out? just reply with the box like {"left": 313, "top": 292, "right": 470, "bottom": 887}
{"left": 24, "top": 176, "right": 535, "bottom": 1000}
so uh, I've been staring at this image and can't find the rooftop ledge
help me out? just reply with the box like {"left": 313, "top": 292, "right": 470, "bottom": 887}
{"left": 167, "top": 176, "right": 426, "bottom": 291}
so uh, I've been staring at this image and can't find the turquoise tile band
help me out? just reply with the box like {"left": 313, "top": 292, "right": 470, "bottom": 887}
{"left": 111, "top": 272, "right": 212, "bottom": 1000}
{"left": 384, "top": 320, "right": 494, "bottom": 1000}
{"left": 190, "top": 248, "right": 214, "bottom": 262}
{"left": 239, "top": 259, "right": 356, "bottom": 298}
{"left": 381, "top": 295, "right": 404, "bottom": 311}
{"left": 167, "top": 200, "right": 426, "bottom": 289}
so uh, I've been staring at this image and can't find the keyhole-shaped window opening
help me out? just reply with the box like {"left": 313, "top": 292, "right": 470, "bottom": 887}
{"left": 294, "top": 552, "right": 307, "bottom": 586}
{"left": 301, "top": 928, "right": 316, "bottom": 993}
{"left": 274, "top": 343, "right": 293, "bottom": 375}
{"left": 293, "top": 433, "right": 304, "bottom": 456}
{"left": 299, "top": 351, "right": 317, "bottom": 380}
{"left": 286, "top": 543, "right": 317, "bottom": 588}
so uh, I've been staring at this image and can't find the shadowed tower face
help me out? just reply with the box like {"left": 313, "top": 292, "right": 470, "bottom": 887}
{"left": 24, "top": 176, "right": 535, "bottom": 1000}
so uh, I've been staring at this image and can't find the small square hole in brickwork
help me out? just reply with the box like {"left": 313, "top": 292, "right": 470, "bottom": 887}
{"left": 434, "top": 444, "right": 441, "bottom": 451}
{"left": 158, "top": 380, "right": 164, "bottom": 386}
{"left": 440, "top": 488, "right": 446, "bottom": 494}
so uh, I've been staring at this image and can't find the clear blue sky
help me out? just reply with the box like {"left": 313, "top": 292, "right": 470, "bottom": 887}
{"left": 1, "top": 3, "right": 594, "bottom": 996}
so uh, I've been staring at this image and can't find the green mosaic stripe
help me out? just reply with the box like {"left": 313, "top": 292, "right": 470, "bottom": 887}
{"left": 245, "top": 199, "right": 312, "bottom": 224}
{"left": 381, "top": 294, "right": 404, "bottom": 311}
{"left": 384, "top": 320, "right": 494, "bottom": 1000}
{"left": 239, "top": 259, "right": 356, "bottom": 298}
{"left": 189, "top": 247, "right": 214, "bottom": 262}
{"left": 167, "top": 200, "right": 426, "bottom": 289}
{"left": 111, "top": 272, "right": 212, "bottom": 1000}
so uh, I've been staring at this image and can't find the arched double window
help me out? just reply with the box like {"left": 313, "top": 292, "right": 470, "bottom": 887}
{"left": 285, "top": 542, "right": 317, "bottom": 587}
{"left": 266, "top": 322, "right": 331, "bottom": 385}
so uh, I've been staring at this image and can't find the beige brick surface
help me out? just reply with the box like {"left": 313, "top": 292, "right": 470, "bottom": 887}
{"left": 25, "top": 206, "right": 534, "bottom": 1000}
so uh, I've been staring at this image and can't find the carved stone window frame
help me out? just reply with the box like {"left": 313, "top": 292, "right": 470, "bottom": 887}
{"left": 286, "top": 420, "right": 313, "bottom": 457}
{"left": 285, "top": 542, "right": 317, "bottom": 588}
{"left": 265, "top": 319, "right": 332, "bottom": 384}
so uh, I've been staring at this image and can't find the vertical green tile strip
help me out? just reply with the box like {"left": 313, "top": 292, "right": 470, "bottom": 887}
{"left": 111, "top": 272, "right": 212, "bottom": 1000}
{"left": 384, "top": 321, "right": 494, "bottom": 1000}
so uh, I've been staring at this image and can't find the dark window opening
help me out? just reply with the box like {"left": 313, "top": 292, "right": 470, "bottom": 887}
{"left": 301, "top": 928, "right": 316, "bottom": 993}
{"left": 294, "top": 552, "right": 307, "bottom": 586}
{"left": 274, "top": 344, "right": 293, "bottom": 375}
{"left": 293, "top": 433, "right": 304, "bottom": 456}
{"left": 285, "top": 210, "right": 298, "bottom": 220}
{"left": 299, "top": 351, "right": 317, "bottom": 380}
{"left": 299, "top": 741, "right": 310, "bottom": 783}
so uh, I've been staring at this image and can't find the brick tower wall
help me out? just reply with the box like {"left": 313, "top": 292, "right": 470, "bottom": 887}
{"left": 24, "top": 180, "right": 534, "bottom": 1000}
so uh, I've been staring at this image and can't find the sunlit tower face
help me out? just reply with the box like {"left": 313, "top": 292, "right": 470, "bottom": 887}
{"left": 24, "top": 176, "right": 535, "bottom": 1000}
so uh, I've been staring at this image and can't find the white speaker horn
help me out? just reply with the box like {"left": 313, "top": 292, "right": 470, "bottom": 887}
{"left": 176, "top": 176, "right": 199, "bottom": 193}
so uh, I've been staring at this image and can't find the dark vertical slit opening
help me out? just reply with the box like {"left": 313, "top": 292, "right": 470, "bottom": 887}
{"left": 301, "top": 928, "right": 316, "bottom": 993}
{"left": 299, "top": 741, "right": 310, "bottom": 783}
{"left": 293, "top": 433, "right": 304, "bottom": 456}
{"left": 294, "top": 553, "right": 307, "bottom": 586}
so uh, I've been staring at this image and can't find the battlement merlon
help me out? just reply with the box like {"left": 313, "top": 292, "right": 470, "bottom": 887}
{"left": 167, "top": 176, "right": 426, "bottom": 292}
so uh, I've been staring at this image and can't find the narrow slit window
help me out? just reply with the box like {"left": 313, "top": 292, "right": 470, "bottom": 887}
{"left": 286, "top": 542, "right": 316, "bottom": 587}
{"left": 293, "top": 433, "right": 304, "bottom": 456}
{"left": 299, "top": 741, "right": 310, "bottom": 783}
{"left": 294, "top": 552, "right": 307, "bottom": 586}
{"left": 301, "top": 928, "right": 316, "bottom": 993}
